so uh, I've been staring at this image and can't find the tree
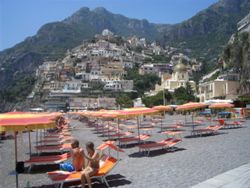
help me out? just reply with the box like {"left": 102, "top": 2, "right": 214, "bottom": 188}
{"left": 173, "top": 85, "right": 196, "bottom": 104}
{"left": 125, "top": 67, "right": 160, "bottom": 96}
{"left": 142, "top": 91, "right": 164, "bottom": 107}
{"left": 116, "top": 94, "right": 133, "bottom": 108}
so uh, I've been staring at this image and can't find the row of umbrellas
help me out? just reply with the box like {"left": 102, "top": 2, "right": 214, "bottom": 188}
{"left": 0, "top": 102, "right": 234, "bottom": 188}
{"left": 72, "top": 102, "right": 235, "bottom": 119}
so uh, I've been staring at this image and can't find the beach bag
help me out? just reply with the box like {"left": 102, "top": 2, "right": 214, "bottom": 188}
{"left": 60, "top": 162, "right": 75, "bottom": 172}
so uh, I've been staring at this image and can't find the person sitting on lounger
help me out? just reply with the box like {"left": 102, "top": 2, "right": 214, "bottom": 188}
{"left": 60, "top": 139, "right": 85, "bottom": 172}
{"left": 81, "top": 142, "right": 100, "bottom": 188}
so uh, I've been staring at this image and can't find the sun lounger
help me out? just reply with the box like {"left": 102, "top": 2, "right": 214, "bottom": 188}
{"left": 25, "top": 152, "right": 71, "bottom": 172}
{"left": 36, "top": 143, "right": 71, "bottom": 153}
{"left": 138, "top": 138, "right": 182, "bottom": 156}
{"left": 43, "top": 134, "right": 72, "bottom": 139}
{"left": 191, "top": 125, "right": 223, "bottom": 136}
{"left": 118, "top": 134, "right": 151, "bottom": 146}
{"left": 37, "top": 136, "right": 74, "bottom": 145}
{"left": 106, "top": 131, "right": 133, "bottom": 138}
{"left": 217, "top": 119, "right": 243, "bottom": 129}
{"left": 47, "top": 157, "right": 118, "bottom": 188}
{"left": 97, "top": 141, "right": 124, "bottom": 153}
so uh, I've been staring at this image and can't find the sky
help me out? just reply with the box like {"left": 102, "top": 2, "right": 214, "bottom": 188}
{"left": 0, "top": 0, "right": 218, "bottom": 51}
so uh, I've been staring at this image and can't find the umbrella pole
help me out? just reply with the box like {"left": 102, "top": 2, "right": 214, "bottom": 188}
{"left": 192, "top": 112, "right": 194, "bottom": 131}
{"left": 14, "top": 132, "right": 18, "bottom": 188}
{"left": 28, "top": 130, "right": 32, "bottom": 158}
{"left": 36, "top": 130, "right": 38, "bottom": 154}
{"left": 117, "top": 118, "right": 120, "bottom": 147}
{"left": 137, "top": 116, "right": 141, "bottom": 149}
{"left": 108, "top": 121, "right": 110, "bottom": 140}
{"left": 161, "top": 113, "right": 163, "bottom": 132}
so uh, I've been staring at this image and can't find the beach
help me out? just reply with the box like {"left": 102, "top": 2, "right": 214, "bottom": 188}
{"left": 1, "top": 114, "right": 250, "bottom": 188}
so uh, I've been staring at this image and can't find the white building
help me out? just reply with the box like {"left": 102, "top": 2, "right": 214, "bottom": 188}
{"left": 62, "top": 80, "right": 82, "bottom": 93}
{"left": 102, "top": 29, "right": 114, "bottom": 37}
{"left": 154, "top": 62, "right": 196, "bottom": 93}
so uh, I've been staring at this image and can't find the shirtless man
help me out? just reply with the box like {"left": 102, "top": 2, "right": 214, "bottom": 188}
{"left": 60, "top": 139, "right": 84, "bottom": 172}
{"left": 71, "top": 139, "right": 85, "bottom": 171}
{"left": 81, "top": 142, "right": 100, "bottom": 188}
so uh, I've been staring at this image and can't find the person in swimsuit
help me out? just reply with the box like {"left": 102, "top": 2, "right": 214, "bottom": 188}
{"left": 60, "top": 139, "right": 85, "bottom": 172}
{"left": 81, "top": 142, "right": 100, "bottom": 188}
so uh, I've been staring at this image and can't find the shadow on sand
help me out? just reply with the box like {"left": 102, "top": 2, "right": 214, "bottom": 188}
{"left": 128, "top": 147, "right": 186, "bottom": 158}
{"left": 184, "top": 132, "right": 228, "bottom": 139}
{"left": 31, "top": 174, "right": 131, "bottom": 188}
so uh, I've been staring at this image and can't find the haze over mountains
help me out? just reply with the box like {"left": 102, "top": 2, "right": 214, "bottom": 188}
{"left": 0, "top": 0, "right": 250, "bottom": 110}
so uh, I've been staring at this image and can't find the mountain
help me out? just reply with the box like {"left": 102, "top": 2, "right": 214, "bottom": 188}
{"left": 160, "top": 0, "right": 250, "bottom": 61}
{"left": 1, "top": 0, "right": 250, "bottom": 111}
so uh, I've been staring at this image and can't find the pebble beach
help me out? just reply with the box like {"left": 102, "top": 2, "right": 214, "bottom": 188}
{"left": 1, "top": 114, "right": 250, "bottom": 188}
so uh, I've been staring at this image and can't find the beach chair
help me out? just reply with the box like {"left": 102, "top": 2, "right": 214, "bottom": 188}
{"left": 106, "top": 131, "right": 133, "bottom": 139}
{"left": 43, "top": 133, "right": 72, "bottom": 140}
{"left": 47, "top": 156, "right": 118, "bottom": 188}
{"left": 138, "top": 138, "right": 182, "bottom": 156}
{"left": 37, "top": 136, "right": 74, "bottom": 145}
{"left": 118, "top": 134, "right": 151, "bottom": 147}
{"left": 191, "top": 125, "right": 223, "bottom": 136}
{"left": 217, "top": 119, "right": 243, "bottom": 129}
{"left": 25, "top": 152, "right": 71, "bottom": 172}
{"left": 36, "top": 143, "right": 71, "bottom": 153}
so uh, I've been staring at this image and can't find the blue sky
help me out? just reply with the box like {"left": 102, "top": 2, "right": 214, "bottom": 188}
{"left": 0, "top": 0, "right": 218, "bottom": 51}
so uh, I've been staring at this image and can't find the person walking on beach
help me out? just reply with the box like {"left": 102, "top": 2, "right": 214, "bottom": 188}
{"left": 81, "top": 142, "right": 100, "bottom": 188}
{"left": 60, "top": 139, "right": 85, "bottom": 172}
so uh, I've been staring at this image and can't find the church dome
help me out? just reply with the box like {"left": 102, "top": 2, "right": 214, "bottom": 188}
{"left": 174, "top": 63, "right": 187, "bottom": 72}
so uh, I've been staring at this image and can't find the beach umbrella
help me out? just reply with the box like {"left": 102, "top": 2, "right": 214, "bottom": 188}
{"left": 97, "top": 140, "right": 124, "bottom": 160}
{"left": 176, "top": 102, "right": 207, "bottom": 131}
{"left": 152, "top": 105, "right": 172, "bottom": 112}
{"left": 117, "top": 108, "right": 159, "bottom": 147}
{"left": 176, "top": 102, "right": 207, "bottom": 112}
{"left": 209, "top": 103, "right": 234, "bottom": 109}
{"left": 209, "top": 103, "right": 234, "bottom": 119}
{"left": 152, "top": 105, "right": 173, "bottom": 131}
{"left": 101, "top": 112, "right": 120, "bottom": 139}
{"left": 0, "top": 112, "right": 58, "bottom": 188}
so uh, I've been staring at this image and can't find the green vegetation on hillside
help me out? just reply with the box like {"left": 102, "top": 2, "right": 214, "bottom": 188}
{"left": 116, "top": 93, "right": 134, "bottom": 108}
{"left": 222, "top": 32, "right": 250, "bottom": 93}
{"left": 0, "top": 74, "right": 36, "bottom": 111}
{"left": 142, "top": 84, "right": 197, "bottom": 107}
{"left": 125, "top": 67, "right": 160, "bottom": 96}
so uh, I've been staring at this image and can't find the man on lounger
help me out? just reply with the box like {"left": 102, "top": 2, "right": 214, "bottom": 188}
{"left": 60, "top": 139, "right": 85, "bottom": 172}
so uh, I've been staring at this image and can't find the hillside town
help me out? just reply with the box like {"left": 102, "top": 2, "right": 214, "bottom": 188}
{"left": 26, "top": 25, "right": 248, "bottom": 111}
{"left": 27, "top": 29, "right": 207, "bottom": 111}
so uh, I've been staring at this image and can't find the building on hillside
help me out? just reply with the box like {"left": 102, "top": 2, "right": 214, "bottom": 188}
{"left": 68, "top": 97, "right": 116, "bottom": 110}
{"left": 36, "top": 61, "right": 60, "bottom": 81}
{"left": 139, "top": 63, "right": 172, "bottom": 76}
{"left": 62, "top": 80, "right": 82, "bottom": 93}
{"left": 121, "top": 60, "right": 134, "bottom": 69}
{"left": 100, "top": 62, "right": 125, "bottom": 81}
{"left": 103, "top": 80, "right": 133, "bottom": 91}
{"left": 139, "top": 64, "right": 156, "bottom": 75}
{"left": 102, "top": 29, "right": 114, "bottom": 37}
{"left": 198, "top": 73, "right": 240, "bottom": 102}
{"left": 44, "top": 96, "right": 68, "bottom": 112}
{"left": 154, "top": 62, "right": 196, "bottom": 93}
{"left": 49, "top": 81, "right": 65, "bottom": 91}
